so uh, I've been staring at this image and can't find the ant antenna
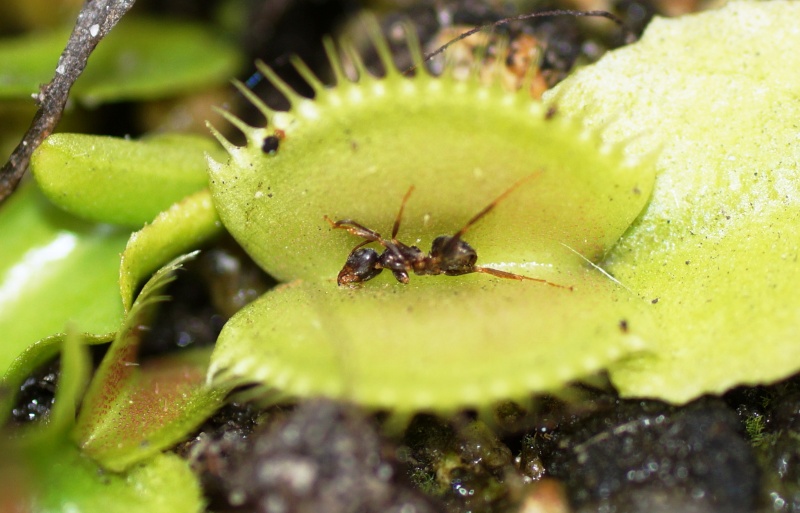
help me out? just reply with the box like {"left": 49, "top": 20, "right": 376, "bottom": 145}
{"left": 447, "top": 173, "right": 540, "bottom": 248}
{"left": 392, "top": 185, "right": 416, "bottom": 240}
{"left": 403, "top": 9, "right": 635, "bottom": 76}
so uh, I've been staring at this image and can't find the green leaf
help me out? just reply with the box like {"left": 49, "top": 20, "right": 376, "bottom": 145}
{"left": 31, "top": 133, "right": 224, "bottom": 227}
{"left": 74, "top": 253, "right": 227, "bottom": 471}
{"left": 0, "top": 17, "right": 241, "bottom": 103}
{"left": 0, "top": 181, "right": 125, "bottom": 379}
{"left": 0, "top": 332, "right": 111, "bottom": 425}
{"left": 45, "top": 328, "right": 90, "bottom": 436}
{"left": 26, "top": 444, "right": 203, "bottom": 513}
{"left": 210, "top": 273, "right": 651, "bottom": 412}
{"left": 0, "top": 308, "right": 202, "bottom": 513}
{"left": 120, "top": 188, "right": 223, "bottom": 312}
{"left": 547, "top": 0, "right": 800, "bottom": 402}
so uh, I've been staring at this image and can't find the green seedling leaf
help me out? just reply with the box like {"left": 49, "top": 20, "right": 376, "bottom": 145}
{"left": 0, "top": 181, "right": 125, "bottom": 379}
{"left": 32, "top": 133, "right": 225, "bottom": 227}
{"left": 5, "top": 327, "right": 90, "bottom": 437}
{"left": 75, "top": 346, "right": 226, "bottom": 471}
{"left": 206, "top": 16, "right": 657, "bottom": 411}
{"left": 20, "top": 443, "right": 203, "bottom": 513}
{"left": 211, "top": 272, "right": 651, "bottom": 412}
{"left": 74, "top": 253, "right": 227, "bottom": 471}
{"left": 73, "top": 17, "right": 241, "bottom": 104}
{"left": 44, "top": 327, "right": 90, "bottom": 435}
{"left": 120, "top": 188, "right": 222, "bottom": 312}
{"left": 546, "top": 0, "right": 800, "bottom": 402}
{"left": 0, "top": 17, "right": 241, "bottom": 103}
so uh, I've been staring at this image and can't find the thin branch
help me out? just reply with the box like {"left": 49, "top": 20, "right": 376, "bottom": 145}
{"left": 0, "top": 0, "right": 137, "bottom": 204}
{"left": 404, "top": 9, "right": 635, "bottom": 76}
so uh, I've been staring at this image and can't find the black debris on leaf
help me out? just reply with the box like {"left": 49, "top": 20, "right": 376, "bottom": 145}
{"left": 225, "top": 400, "right": 444, "bottom": 513}
{"left": 546, "top": 397, "right": 760, "bottom": 513}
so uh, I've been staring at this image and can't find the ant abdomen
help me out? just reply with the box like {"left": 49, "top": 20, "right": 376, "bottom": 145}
{"left": 430, "top": 236, "right": 478, "bottom": 276}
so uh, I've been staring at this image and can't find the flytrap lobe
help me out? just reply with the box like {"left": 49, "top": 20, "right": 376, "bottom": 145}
{"left": 205, "top": 14, "right": 659, "bottom": 412}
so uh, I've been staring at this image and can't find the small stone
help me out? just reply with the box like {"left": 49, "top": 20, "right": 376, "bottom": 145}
{"left": 227, "top": 400, "right": 442, "bottom": 513}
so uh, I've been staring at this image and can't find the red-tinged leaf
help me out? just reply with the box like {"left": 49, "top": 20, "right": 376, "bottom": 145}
{"left": 73, "top": 253, "right": 228, "bottom": 471}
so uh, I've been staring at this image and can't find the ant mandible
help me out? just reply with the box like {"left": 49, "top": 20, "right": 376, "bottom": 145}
{"left": 323, "top": 176, "right": 573, "bottom": 290}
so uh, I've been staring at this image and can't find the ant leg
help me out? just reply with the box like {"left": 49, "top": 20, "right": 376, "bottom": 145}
{"left": 390, "top": 269, "right": 410, "bottom": 284}
{"left": 391, "top": 186, "right": 416, "bottom": 241}
{"left": 324, "top": 214, "right": 408, "bottom": 270}
{"left": 324, "top": 215, "right": 384, "bottom": 243}
{"left": 325, "top": 215, "right": 408, "bottom": 259}
{"left": 348, "top": 239, "right": 371, "bottom": 254}
{"left": 474, "top": 266, "right": 574, "bottom": 291}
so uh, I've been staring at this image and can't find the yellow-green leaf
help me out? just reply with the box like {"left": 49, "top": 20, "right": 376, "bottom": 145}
{"left": 547, "top": 0, "right": 800, "bottom": 402}
{"left": 32, "top": 133, "right": 224, "bottom": 227}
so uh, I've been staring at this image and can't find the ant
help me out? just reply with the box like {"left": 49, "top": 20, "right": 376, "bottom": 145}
{"left": 323, "top": 177, "right": 573, "bottom": 290}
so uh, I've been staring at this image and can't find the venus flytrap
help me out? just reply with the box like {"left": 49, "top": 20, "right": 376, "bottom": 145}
{"left": 0, "top": 182, "right": 126, "bottom": 418}
{"left": 7, "top": 6, "right": 797, "bottom": 494}
{"left": 205, "top": 16, "right": 657, "bottom": 412}
{"left": 0, "top": 133, "right": 225, "bottom": 417}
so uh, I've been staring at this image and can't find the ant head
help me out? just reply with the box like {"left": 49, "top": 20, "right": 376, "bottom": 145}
{"left": 431, "top": 235, "right": 477, "bottom": 275}
{"left": 337, "top": 247, "right": 382, "bottom": 285}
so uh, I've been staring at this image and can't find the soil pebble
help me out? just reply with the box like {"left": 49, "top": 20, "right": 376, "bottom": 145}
{"left": 225, "top": 400, "right": 443, "bottom": 513}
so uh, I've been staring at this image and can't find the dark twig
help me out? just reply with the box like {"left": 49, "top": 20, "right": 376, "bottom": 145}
{"left": 404, "top": 9, "right": 635, "bottom": 76}
{"left": 0, "top": 0, "right": 137, "bottom": 204}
